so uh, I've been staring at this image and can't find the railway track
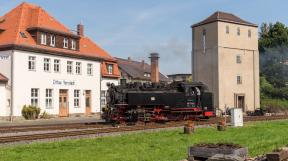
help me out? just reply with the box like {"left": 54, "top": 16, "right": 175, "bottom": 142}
{"left": 0, "top": 122, "right": 185, "bottom": 144}
{"left": 0, "top": 115, "right": 287, "bottom": 144}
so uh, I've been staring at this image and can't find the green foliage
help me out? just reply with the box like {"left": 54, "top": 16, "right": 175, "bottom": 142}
{"left": 0, "top": 120, "right": 288, "bottom": 160}
{"left": 261, "top": 98, "right": 288, "bottom": 113}
{"left": 21, "top": 105, "right": 41, "bottom": 120}
{"left": 40, "top": 111, "right": 51, "bottom": 119}
{"left": 259, "top": 22, "right": 288, "bottom": 52}
{"left": 259, "top": 22, "right": 288, "bottom": 88}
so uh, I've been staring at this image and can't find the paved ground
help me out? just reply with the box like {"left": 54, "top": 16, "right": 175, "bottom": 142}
{"left": 0, "top": 115, "right": 103, "bottom": 127}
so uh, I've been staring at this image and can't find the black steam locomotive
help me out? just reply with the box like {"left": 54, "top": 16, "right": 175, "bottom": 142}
{"left": 102, "top": 81, "right": 214, "bottom": 123}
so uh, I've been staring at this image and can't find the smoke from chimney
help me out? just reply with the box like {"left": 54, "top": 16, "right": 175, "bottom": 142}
{"left": 77, "top": 24, "right": 84, "bottom": 36}
{"left": 150, "top": 53, "right": 160, "bottom": 83}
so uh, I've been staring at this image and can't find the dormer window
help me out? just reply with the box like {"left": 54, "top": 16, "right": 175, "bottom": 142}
{"left": 71, "top": 39, "right": 76, "bottom": 50}
{"left": 41, "top": 33, "right": 47, "bottom": 45}
{"left": 63, "top": 38, "right": 68, "bottom": 48}
{"left": 50, "top": 35, "right": 56, "bottom": 47}
{"left": 107, "top": 64, "right": 113, "bottom": 75}
{"left": 144, "top": 73, "right": 151, "bottom": 77}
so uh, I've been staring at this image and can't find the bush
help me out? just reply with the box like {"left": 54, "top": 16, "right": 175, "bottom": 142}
{"left": 261, "top": 98, "right": 288, "bottom": 113}
{"left": 40, "top": 111, "right": 51, "bottom": 119}
{"left": 21, "top": 105, "right": 41, "bottom": 120}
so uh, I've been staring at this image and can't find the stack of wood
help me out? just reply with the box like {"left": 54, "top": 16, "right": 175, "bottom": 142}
{"left": 184, "top": 121, "right": 195, "bottom": 134}
{"left": 266, "top": 147, "right": 288, "bottom": 161}
{"left": 187, "top": 143, "right": 247, "bottom": 161}
{"left": 217, "top": 120, "right": 226, "bottom": 131}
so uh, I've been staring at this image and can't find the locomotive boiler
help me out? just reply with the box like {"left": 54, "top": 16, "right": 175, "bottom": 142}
{"left": 102, "top": 81, "right": 214, "bottom": 123}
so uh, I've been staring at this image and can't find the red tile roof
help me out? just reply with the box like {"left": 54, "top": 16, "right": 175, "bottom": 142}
{"left": 192, "top": 11, "right": 258, "bottom": 28}
{"left": 0, "top": 73, "right": 8, "bottom": 83}
{"left": 0, "top": 2, "right": 120, "bottom": 77}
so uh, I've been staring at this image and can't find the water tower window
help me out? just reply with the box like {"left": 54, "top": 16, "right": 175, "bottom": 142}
{"left": 226, "top": 26, "right": 229, "bottom": 34}
{"left": 237, "top": 27, "right": 240, "bottom": 36}
{"left": 248, "top": 29, "right": 251, "bottom": 38}
{"left": 202, "top": 29, "right": 206, "bottom": 53}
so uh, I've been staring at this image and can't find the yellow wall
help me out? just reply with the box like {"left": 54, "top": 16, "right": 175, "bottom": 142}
{"left": 192, "top": 21, "right": 260, "bottom": 112}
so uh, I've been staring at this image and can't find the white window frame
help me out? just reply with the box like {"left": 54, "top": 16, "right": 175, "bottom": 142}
{"left": 63, "top": 38, "right": 68, "bottom": 48}
{"left": 45, "top": 89, "right": 53, "bottom": 109}
{"left": 107, "top": 64, "right": 113, "bottom": 75}
{"left": 87, "top": 63, "right": 93, "bottom": 76}
{"left": 74, "top": 90, "right": 80, "bottom": 108}
{"left": 71, "top": 39, "right": 76, "bottom": 50}
{"left": 236, "top": 55, "right": 241, "bottom": 64}
{"left": 44, "top": 58, "right": 51, "bottom": 72}
{"left": 50, "top": 35, "right": 56, "bottom": 47}
{"left": 237, "top": 75, "right": 242, "bottom": 84}
{"left": 31, "top": 88, "right": 39, "bottom": 107}
{"left": 28, "top": 56, "right": 36, "bottom": 71}
{"left": 41, "top": 33, "right": 47, "bottom": 45}
{"left": 76, "top": 62, "right": 82, "bottom": 75}
{"left": 100, "top": 91, "right": 106, "bottom": 108}
{"left": 67, "top": 61, "right": 73, "bottom": 74}
{"left": 54, "top": 59, "right": 60, "bottom": 73}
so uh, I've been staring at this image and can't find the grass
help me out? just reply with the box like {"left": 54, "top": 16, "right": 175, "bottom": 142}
{"left": 1, "top": 120, "right": 288, "bottom": 161}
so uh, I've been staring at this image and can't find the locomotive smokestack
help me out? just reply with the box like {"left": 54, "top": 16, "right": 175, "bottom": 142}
{"left": 149, "top": 53, "right": 160, "bottom": 83}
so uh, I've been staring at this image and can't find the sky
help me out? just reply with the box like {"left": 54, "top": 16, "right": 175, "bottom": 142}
{"left": 0, "top": 0, "right": 287, "bottom": 75}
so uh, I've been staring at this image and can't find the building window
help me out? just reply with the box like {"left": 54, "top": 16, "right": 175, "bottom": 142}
{"left": 100, "top": 91, "right": 106, "bottom": 108}
{"left": 44, "top": 58, "right": 51, "bottom": 72}
{"left": 236, "top": 55, "right": 241, "bottom": 64}
{"left": 226, "top": 25, "right": 229, "bottom": 34}
{"left": 76, "top": 62, "right": 81, "bottom": 75}
{"left": 248, "top": 29, "right": 251, "bottom": 38}
{"left": 45, "top": 89, "right": 53, "bottom": 109}
{"left": 74, "top": 90, "right": 80, "bottom": 108}
{"left": 237, "top": 27, "right": 240, "bottom": 36}
{"left": 67, "top": 61, "right": 73, "bottom": 74}
{"left": 41, "top": 33, "right": 47, "bottom": 45}
{"left": 202, "top": 29, "right": 206, "bottom": 53}
{"left": 144, "top": 73, "right": 150, "bottom": 77}
{"left": 107, "top": 64, "right": 113, "bottom": 74}
{"left": 71, "top": 39, "right": 76, "bottom": 50}
{"left": 28, "top": 56, "right": 36, "bottom": 71}
{"left": 237, "top": 75, "right": 242, "bottom": 84}
{"left": 31, "top": 88, "right": 39, "bottom": 107}
{"left": 50, "top": 35, "right": 56, "bottom": 47}
{"left": 54, "top": 59, "right": 60, "bottom": 73}
{"left": 87, "top": 63, "right": 93, "bottom": 75}
{"left": 63, "top": 38, "right": 68, "bottom": 48}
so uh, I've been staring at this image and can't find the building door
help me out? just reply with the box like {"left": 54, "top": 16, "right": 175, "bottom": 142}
{"left": 85, "top": 90, "right": 91, "bottom": 115}
{"left": 59, "top": 89, "right": 69, "bottom": 117}
{"left": 237, "top": 96, "right": 245, "bottom": 111}
{"left": 235, "top": 94, "right": 245, "bottom": 111}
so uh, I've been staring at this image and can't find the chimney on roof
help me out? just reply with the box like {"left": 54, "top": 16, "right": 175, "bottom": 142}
{"left": 149, "top": 53, "right": 159, "bottom": 83}
{"left": 77, "top": 24, "right": 84, "bottom": 36}
{"left": 141, "top": 60, "right": 145, "bottom": 69}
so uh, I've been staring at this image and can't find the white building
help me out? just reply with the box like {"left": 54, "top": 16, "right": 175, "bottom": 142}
{"left": 0, "top": 3, "right": 120, "bottom": 118}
